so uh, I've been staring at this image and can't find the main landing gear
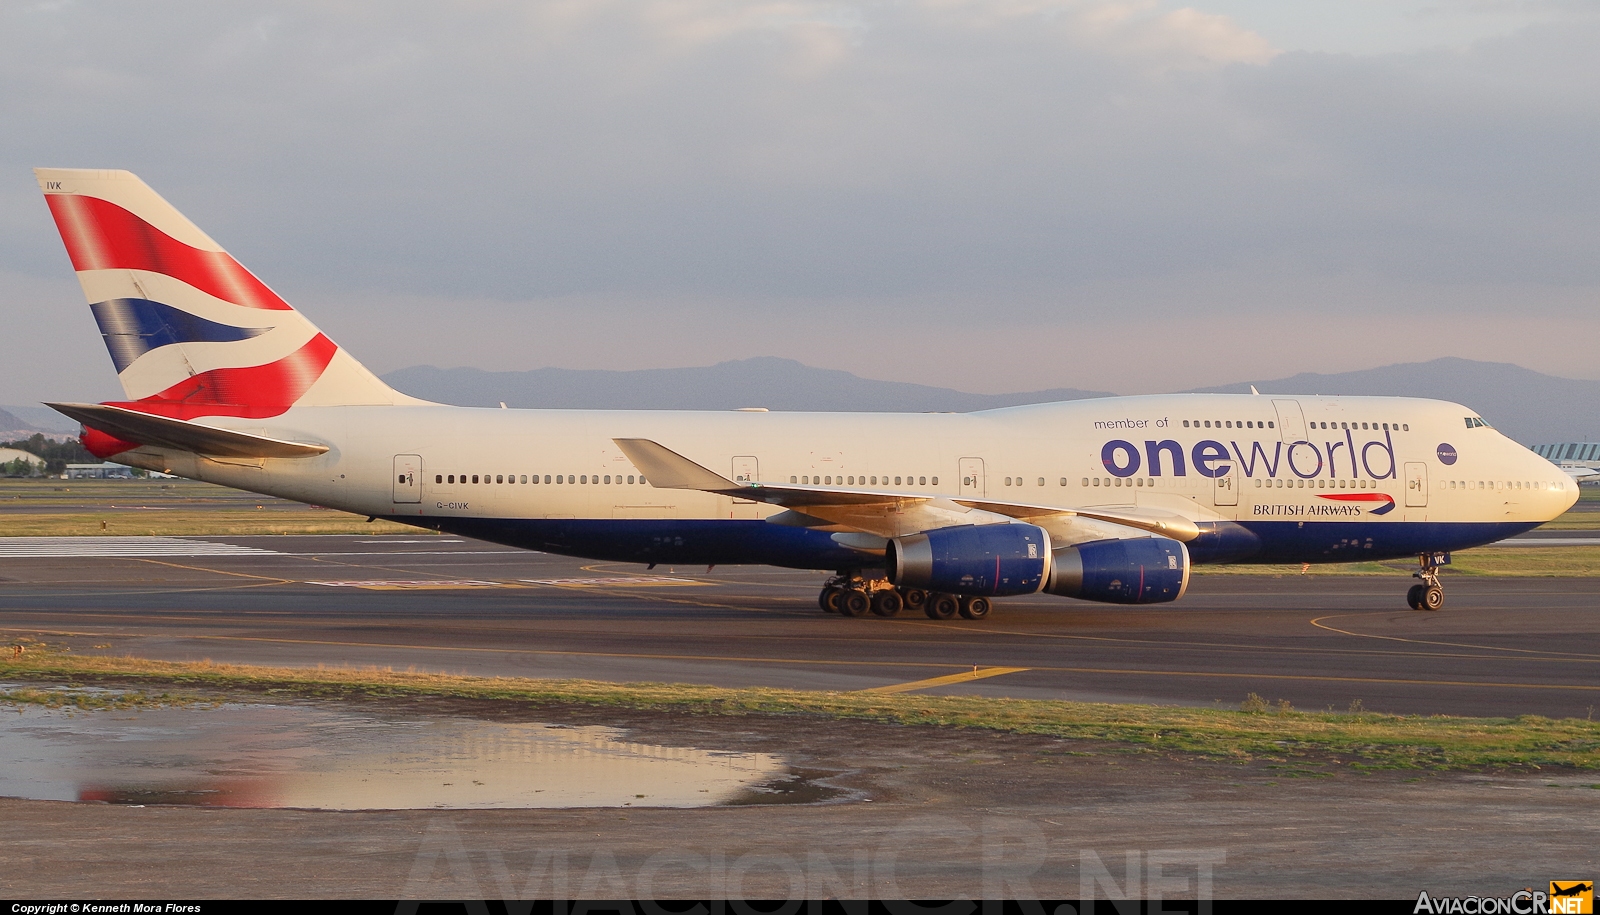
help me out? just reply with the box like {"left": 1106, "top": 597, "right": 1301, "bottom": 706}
{"left": 818, "top": 573, "right": 993, "bottom": 621}
{"left": 1406, "top": 552, "right": 1447, "bottom": 611}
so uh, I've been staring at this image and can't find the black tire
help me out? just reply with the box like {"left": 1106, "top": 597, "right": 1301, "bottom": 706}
{"left": 871, "top": 590, "right": 903, "bottom": 618}
{"left": 1406, "top": 584, "right": 1424, "bottom": 611}
{"left": 1422, "top": 585, "right": 1444, "bottom": 612}
{"left": 959, "top": 596, "right": 992, "bottom": 620}
{"left": 819, "top": 586, "right": 841, "bottom": 613}
{"left": 840, "top": 590, "right": 871, "bottom": 617}
{"left": 900, "top": 589, "right": 928, "bottom": 611}
{"left": 925, "top": 593, "right": 959, "bottom": 620}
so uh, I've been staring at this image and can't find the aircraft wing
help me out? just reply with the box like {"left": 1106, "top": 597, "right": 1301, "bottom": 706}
{"left": 49, "top": 402, "right": 331, "bottom": 459}
{"left": 950, "top": 497, "right": 1201, "bottom": 541}
{"left": 614, "top": 437, "right": 1200, "bottom": 543}
{"left": 1558, "top": 463, "right": 1599, "bottom": 485}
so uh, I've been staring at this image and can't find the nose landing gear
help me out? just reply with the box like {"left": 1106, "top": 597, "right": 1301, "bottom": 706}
{"left": 1406, "top": 552, "right": 1448, "bottom": 611}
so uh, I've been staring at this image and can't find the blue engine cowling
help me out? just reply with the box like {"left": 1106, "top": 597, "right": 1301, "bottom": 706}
{"left": 1046, "top": 537, "right": 1189, "bottom": 604}
{"left": 887, "top": 523, "right": 1051, "bottom": 597}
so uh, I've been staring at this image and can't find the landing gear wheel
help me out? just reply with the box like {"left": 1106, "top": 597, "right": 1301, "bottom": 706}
{"left": 1410, "top": 552, "right": 1447, "bottom": 612}
{"left": 959, "top": 596, "right": 992, "bottom": 620}
{"left": 839, "top": 589, "right": 871, "bottom": 617}
{"left": 1421, "top": 585, "right": 1444, "bottom": 612}
{"left": 899, "top": 589, "right": 928, "bottom": 612}
{"left": 819, "top": 586, "right": 842, "bottom": 613}
{"left": 924, "top": 593, "right": 959, "bottom": 620}
{"left": 871, "top": 589, "right": 904, "bottom": 618}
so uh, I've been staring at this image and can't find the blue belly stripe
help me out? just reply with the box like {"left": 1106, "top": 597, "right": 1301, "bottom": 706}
{"left": 377, "top": 516, "right": 1541, "bottom": 571}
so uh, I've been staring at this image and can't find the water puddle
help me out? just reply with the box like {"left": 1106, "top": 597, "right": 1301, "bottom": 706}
{"left": 0, "top": 689, "right": 793, "bottom": 810}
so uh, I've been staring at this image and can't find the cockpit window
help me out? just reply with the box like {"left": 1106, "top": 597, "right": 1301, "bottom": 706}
{"left": 1464, "top": 416, "right": 1490, "bottom": 429}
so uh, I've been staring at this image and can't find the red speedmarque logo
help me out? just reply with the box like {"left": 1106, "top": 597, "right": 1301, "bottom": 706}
{"left": 1317, "top": 493, "right": 1397, "bottom": 515}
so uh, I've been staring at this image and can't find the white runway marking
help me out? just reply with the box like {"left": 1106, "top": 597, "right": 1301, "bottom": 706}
{"left": 0, "top": 537, "right": 282, "bottom": 558}
{"left": 308, "top": 580, "right": 522, "bottom": 590}
{"left": 521, "top": 577, "right": 708, "bottom": 588}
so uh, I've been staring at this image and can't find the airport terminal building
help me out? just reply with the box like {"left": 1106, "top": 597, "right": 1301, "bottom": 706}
{"left": 1532, "top": 442, "right": 1600, "bottom": 465}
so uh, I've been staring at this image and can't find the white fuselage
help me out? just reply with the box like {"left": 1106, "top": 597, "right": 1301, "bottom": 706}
{"left": 106, "top": 393, "right": 1576, "bottom": 570}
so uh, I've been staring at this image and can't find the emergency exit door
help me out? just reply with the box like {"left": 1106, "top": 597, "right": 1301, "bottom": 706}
{"left": 393, "top": 454, "right": 422, "bottom": 503}
{"left": 959, "top": 457, "right": 986, "bottom": 498}
{"left": 731, "top": 456, "right": 759, "bottom": 504}
{"left": 1273, "top": 400, "right": 1307, "bottom": 442}
{"left": 1213, "top": 467, "right": 1238, "bottom": 506}
{"left": 1405, "top": 462, "right": 1428, "bottom": 508}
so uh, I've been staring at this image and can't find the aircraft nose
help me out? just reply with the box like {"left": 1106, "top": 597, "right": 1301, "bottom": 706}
{"left": 1561, "top": 479, "right": 1580, "bottom": 512}
{"left": 1527, "top": 450, "right": 1581, "bottom": 514}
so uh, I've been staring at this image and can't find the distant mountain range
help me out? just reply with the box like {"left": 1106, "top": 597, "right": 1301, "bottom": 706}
{"left": 1189, "top": 357, "right": 1599, "bottom": 446}
{"left": 382, "top": 358, "right": 1114, "bottom": 414}
{"left": 0, "top": 405, "right": 77, "bottom": 437}
{"left": 0, "top": 407, "right": 31, "bottom": 437}
{"left": 382, "top": 356, "right": 1598, "bottom": 446}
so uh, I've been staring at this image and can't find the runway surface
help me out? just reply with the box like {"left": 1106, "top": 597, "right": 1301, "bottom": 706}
{"left": 1, "top": 534, "right": 1598, "bottom": 718}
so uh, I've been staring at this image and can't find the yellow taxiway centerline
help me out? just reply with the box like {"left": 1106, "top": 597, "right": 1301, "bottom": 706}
{"left": 858, "top": 666, "right": 1031, "bottom": 695}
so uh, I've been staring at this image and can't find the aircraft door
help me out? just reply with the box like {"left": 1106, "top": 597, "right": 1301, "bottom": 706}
{"left": 1212, "top": 466, "right": 1238, "bottom": 506}
{"left": 1273, "top": 400, "right": 1307, "bottom": 443}
{"left": 731, "top": 456, "right": 758, "bottom": 504}
{"left": 959, "top": 458, "right": 986, "bottom": 498}
{"left": 393, "top": 454, "right": 422, "bottom": 503}
{"left": 1405, "top": 462, "right": 1428, "bottom": 507}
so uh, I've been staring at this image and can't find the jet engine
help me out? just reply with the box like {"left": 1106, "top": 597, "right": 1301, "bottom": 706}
{"left": 1045, "top": 537, "right": 1189, "bottom": 604}
{"left": 886, "top": 523, "right": 1051, "bottom": 597}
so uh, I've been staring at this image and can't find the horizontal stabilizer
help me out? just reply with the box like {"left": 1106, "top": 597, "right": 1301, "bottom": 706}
{"left": 48, "top": 402, "right": 330, "bottom": 459}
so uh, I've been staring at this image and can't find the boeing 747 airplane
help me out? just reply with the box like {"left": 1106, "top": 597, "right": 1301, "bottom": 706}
{"left": 34, "top": 169, "right": 1579, "bottom": 618}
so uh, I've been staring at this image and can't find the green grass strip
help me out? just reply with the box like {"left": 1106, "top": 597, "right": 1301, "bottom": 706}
{"left": 4, "top": 651, "right": 1598, "bottom": 771}
{"left": 0, "top": 685, "right": 214, "bottom": 710}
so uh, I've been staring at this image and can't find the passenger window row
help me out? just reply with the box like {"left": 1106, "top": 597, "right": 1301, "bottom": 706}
{"left": 1179, "top": 419, "right": 1412, "bottom": 432}
{"left": 1256, "top": 478, "right": 1379, "bottom": 489}
{"left": 1183, "top": 420, "right": 1275, "bottom": 429}
{"left": 790, "top": 475, "right": 936, "bottom": 486}
{"left": 1444, "top": 480, "right": 1563, "bottom": 491}
{"left": 1306, "top": 421, "right": 1407, "bottom": 432}
{"left": 1082, "top": 477, "right": 1165, "bottom": 488}
{"left": 433, "top": 473, "right": 646, "bottom": 485}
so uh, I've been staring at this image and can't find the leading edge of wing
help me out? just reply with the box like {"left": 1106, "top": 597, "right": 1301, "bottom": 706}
{"left": 612, "top": 437, "right": 1200, "bottom": 541}
{"left": 49, "top": 402, "right": 330, "bottom": 459}
{"left": 614, "top": 437, "right": 916, "bottom": 507}
{"left": 952, "top": 498, "right": 1201, "bottom": 542}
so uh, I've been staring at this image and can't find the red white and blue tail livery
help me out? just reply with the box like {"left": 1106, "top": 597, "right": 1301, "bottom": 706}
{"left": 38, "top": 168, "right": 414, "bottom": 421}
{"left": 35, "top": 169, "right": 1580, "bottom": 616}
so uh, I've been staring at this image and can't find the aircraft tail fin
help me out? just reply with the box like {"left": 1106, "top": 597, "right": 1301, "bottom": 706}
{"left": 35, "top": 168, "right": 422, "bottom": 419}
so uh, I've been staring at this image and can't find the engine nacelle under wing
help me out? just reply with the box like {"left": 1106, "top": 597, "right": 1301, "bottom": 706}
{"left": 887, "top": 523, "right": 1051, "bottom": 597}
{"left": 1046, "top": 537, "right": 1189, "bottom": 604}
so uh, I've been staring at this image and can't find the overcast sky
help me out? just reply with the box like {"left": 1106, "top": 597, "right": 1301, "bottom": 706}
{"left": 3, "top": 0, "right": 1597, "bottom": 404}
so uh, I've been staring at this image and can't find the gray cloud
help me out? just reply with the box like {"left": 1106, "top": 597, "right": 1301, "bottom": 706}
{"left": 2, "top": 0, "right": 1597, "bottom": 402}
